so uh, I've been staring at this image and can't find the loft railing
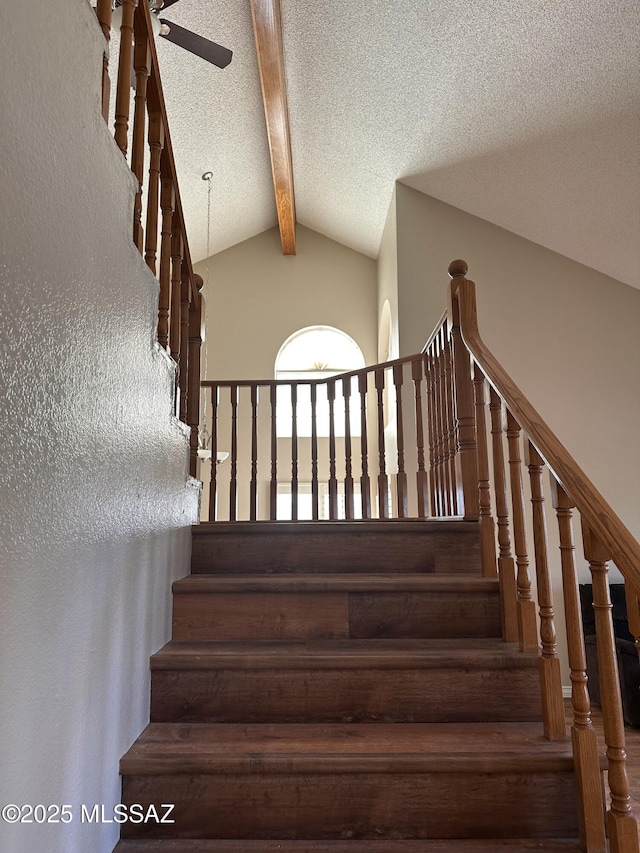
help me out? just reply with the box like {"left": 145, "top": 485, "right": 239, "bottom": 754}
{"left": 94, "top": 0, "right": 203, "bottom": 475}
{"left": 448, "top": 259, "right": 640, "bottom": 853}
{"left": 199, "top": 337, "right": 484, "bottom": 526}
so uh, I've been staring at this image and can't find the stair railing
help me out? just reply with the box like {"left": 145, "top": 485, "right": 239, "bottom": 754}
{"left": 94, "top": 0, "right": 203, "bottom": 476}
{"left": 448, "top": 259, "right": 640, "bottom": 853}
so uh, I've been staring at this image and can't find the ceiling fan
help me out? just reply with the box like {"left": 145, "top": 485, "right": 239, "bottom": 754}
{"left": 112, "top": 0, "right": 233, "bottom": 69}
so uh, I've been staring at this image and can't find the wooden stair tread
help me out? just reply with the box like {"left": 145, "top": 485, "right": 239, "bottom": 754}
{"left": 121, "top": 721, "right": 572, "bottom": 775}
{"left": 151, "top": 638, "right": 534, "bottom": 671}
{"left": 114, "top": 839, "right": 582, "bottom": 852}
{"left": 173, "top": 574, "right": 499, "bottom": 593}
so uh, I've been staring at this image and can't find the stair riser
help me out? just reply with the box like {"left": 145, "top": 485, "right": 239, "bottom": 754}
{"left": 151, "top": 666, "right": 541, "bottom": 723}
{"left": 172, "top": 590, "right": 502, "bottom": 641}
{"left": 121, "top": 770, "right": 578, "bottom": 840}
{"left": 190, "top": 527, "right": 481, "bottom": 575}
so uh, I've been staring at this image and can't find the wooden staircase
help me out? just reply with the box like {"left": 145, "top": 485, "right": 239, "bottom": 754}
{"left": 115, "top": 520, "right": 584, "bottom": 852}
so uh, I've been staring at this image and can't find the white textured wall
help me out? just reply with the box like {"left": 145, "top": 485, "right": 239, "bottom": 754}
{"left": 0, "top": 2, "right": 199, "bottom": 852}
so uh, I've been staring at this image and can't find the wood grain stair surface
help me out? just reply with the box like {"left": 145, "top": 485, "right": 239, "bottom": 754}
{"left": 190, "top": 520, "right": 481, "bottom": 575}
{"left": 120, "top": 722, "right": 577, "bottom": 840}
{"left": 114, "top": 841, "right": 582, "bottom": 852}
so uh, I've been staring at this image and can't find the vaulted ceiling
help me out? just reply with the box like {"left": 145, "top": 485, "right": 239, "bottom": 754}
{"left": 154, "top": 0, "right": 640, "bottom": 289}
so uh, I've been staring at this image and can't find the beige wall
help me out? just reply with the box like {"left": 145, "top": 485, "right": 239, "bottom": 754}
{"left": 0, "top": 3, "right": 198, "bottom": 851}
{"left": 195, "top": 224, "right": 378, "bottom": 519}
{"left": 392, "top": 183, "right": 640, "bottom": 546}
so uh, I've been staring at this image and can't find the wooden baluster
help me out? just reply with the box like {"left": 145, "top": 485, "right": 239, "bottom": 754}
{"left": 448, "top": 261, "right": 480, "bottom": 519}
{"left": 327, "top": 380, "right": 338, "bottom": 519}
{"left": 582, "top": 521, "right": 640, "bottom": 853}
{"left": 179, "top": 269, "right": 191, "bottom": 423}
{"left": 96, "top": 1, "right": 113, "bottom": 122}
{"left": 249, "top": 385, "right": 259, "bottom": 521}
{"left": 144, "top": 109, "right": 164, "bottom": 275}
{"left": 375, "top": 368, "right": 389, "bottom": 518}
{"left": 310, "top": 383, "right": 319, "bottom": 521}
{"left": 525, "top": 441, "right": 566, "bottom": 740}
{"left": 269, "top": 384, "right": 277, "bottom": 520}
{"left": 131, "top": 12, "right": 150, "bottom": 252}
{"left": 187, "top": 276, "right": 203, "bottom": 479}
{"left": 393, "top": 362, "right": 408, "bottom": 518}
{"left": 169, "top": 230, "right": 183, "bottom": 367}
{"left": 114, "top": 0, "right": 138, "bottom": 157}
{"left": 434, "top": 340, "right": 444, "bottom": 516}
{"left": 229, "top": 385, "right": 238, "bottom": 521}
{"left": 343, "top": 377, "right": 355, "bottom": 519}
{"left": 443, "top": 332, "right": 458, "bottom": 516}
{"left": 208, "top": 385, "right": 218, "bottom": 521}
{"left": 412, "top": 357, "right": 429, "bottom": 519}
{"left": 358, "top": 373, "right": 371, "bottom": 519}
{"left": 550, "top": 481, "right": 606, "bottom": 851}
{"left": 425, "top": 351, "right": 439, "bottom": 517}
{"left": 505, "top": 410, "right": 538, "bottom": 652}
{"left": 489, "top": 388, "right": 518, "bottom": 642}
{"left": 472, "top": 364, "right": 497, "bottom": 578}
{"left": 291, "top": 384, "right": 298, "bottom": 521}
{"left": 157, "top": 153, "right": 174, "bottom": 350}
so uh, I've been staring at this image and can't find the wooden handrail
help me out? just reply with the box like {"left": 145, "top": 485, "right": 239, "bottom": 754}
{"left": 448, "top": 259, "right": 640, "bottom": 582}
{"left": 94, "top": 0, "right": 203, "bottom": 475}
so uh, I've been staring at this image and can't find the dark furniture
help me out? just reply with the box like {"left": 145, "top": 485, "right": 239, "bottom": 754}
{"left": 580, "top": 583, "right": 640, "bottom": 727}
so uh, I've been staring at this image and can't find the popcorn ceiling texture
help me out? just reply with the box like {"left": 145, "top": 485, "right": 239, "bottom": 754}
{"left": 0, "top": 1, "right": 198, "bottom": 851}
{"left": 157, "top": 0, "right": 639, "bottom": 288}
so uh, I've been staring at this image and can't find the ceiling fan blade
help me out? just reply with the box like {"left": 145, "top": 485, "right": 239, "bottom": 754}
{"left": 159, "top": 20, "right": 233, "bottom": 69}
{"left": 158, "top": 0, "right": 182, "bottom": 9}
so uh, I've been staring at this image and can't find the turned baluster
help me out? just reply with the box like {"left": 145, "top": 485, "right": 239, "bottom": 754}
{"left": 525, "top": 441, "right": 566, "bottom": 740}
{"left": 358, "top": 373, "right": 371, "bottom": 519}
{"left": 412, "top": 357, "right": 429, "bottom": 519}
{"left": 310, "top": 383, "right": 319, "bottom": 520}
{"left": 187, "top": 276, "right": 203, "bottom": 479}
{"left": 291, "top": 384, "right": 298, "bottom": 521}
{"left": 179, "top": 270, "right": 191, "bottom": 423}
{"left": 170, "top": 230, "right": 183, "bottom": 366}
{"left": 375, "top": 368, "right": 389, "bottom": 518}
{"left": 473, "top": 363, "right": 497, "bottom": 578}
{"left": 269, "top": 384, "right": 277, "bottom": 520}
{"left": 582, "top": 521, "right": 640, "bottom": 853}
{"left": 393, "top": 363, "right": 408, "bottom": 518}
{"left": 343, "top": 377, "right": 355, "bottom": 519}
{"left": 95, "top": 0, "right": 113, "bottom": 122}
{"left": 425, "top": 351, "right": 439, "bottom": 516}
{"left": 114, "top": 0, "right": 138, "bottom": 157}
{"left": 489, "top": 388, "right": 518, "bottom": 641}
{"left": 327, "top": 380, "right": 338, "bottom": 519}
{"left": 250, "top": 385, "right": 259, "bottom": 521}
{"left": 144, "top": 109, "right": 164, "bottom": 274}
{"left": 229, "top": 386, "right": 238, "bottom": 522}
{"left": 131, "top": 13, "right": 150, "bottom": 252}
{"left": 505, "top": 410, "right": 538, "bottom": 651}
{"left": 443, "top": 332, "right": 458, "bottom": 516}
{"left": 208, "top": 385, "right": 219, "bottom": 520}
{"left": 157, "top": 153, "right": 174, "bottom": 350}
{"left": 435, "top": 338, "right": 449, "bottom": 514}
{"left": 550, "top": 481, "right": 606, "bottom": 851}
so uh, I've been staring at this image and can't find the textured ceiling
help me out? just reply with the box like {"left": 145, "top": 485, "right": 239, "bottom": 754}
{"left": 155, "top": 0, "right": 640, "bottom": 288}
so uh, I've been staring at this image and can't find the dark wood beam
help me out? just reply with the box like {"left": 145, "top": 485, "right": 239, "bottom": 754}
{"left": 249, "top": 0, "right": 296, "bottom": 255}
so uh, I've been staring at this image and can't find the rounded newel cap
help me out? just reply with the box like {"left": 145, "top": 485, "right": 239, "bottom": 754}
{"left": 194, "top": 274, "right": 205, "bottom": 291}
{"left": 448, "top": 259, "right": 468, "bottom": 279}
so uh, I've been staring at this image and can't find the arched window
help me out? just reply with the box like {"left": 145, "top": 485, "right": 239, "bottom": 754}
{"left": 275, "top": 326, "right": 366, "bottom": 437}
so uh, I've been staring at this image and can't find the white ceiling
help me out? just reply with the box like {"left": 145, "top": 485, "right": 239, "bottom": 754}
{"left": 155, "top": 0, "right": 640, "bottom": 288}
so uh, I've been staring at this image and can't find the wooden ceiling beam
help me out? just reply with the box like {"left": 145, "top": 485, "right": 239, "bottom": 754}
{"left": 249, "top": 0, "right": 296, "bottom": 255}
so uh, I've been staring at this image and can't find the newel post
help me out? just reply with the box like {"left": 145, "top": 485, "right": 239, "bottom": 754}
{"left": 447, "top": 260, "right": 479, "bottom": 520}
